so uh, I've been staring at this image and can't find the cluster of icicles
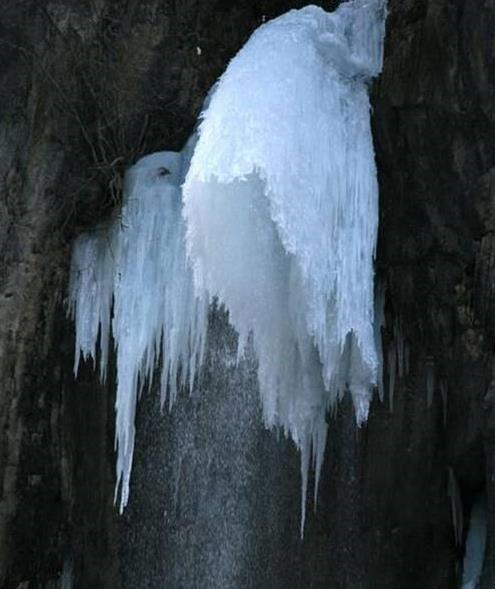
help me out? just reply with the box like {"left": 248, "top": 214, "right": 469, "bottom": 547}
{"left": 69, "top": 0, "right": 387, "bottom": 533}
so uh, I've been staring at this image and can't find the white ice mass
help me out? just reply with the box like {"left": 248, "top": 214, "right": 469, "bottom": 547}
{"left": 461, "top": 494, "right": 487, "bottom": 589}
{"left": 184, "top": 0, "right": 386, "bottom": 530}
{"left": 69, "top": 149, "right": 208, "bottom": 511}
{"left": 69, "top": 0, "right": 386, "bottom": 531}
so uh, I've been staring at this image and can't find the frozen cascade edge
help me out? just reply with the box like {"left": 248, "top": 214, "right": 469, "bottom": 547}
{"left": 183, "top": 0, "right": 387, "bottom": 533}
{"left": 69, "top": 0, "right": 387, "bottom": 534}
{"left": 69, "top": 147, "right": 208, "bottom": 512}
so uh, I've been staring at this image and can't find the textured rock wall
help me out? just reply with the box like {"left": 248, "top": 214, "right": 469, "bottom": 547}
{"left": 1, "top": 1, "right": 494, "bottom": 588}
{"left": 372, "top": 0, "right": 495, "bottom": 585}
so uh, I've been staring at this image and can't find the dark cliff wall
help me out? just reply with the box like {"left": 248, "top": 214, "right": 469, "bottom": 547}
{"left": 0, "top": 1, "right": 494, "bottom": 588}
{"left": 373, "top": 1, "right": 495, "bottom": 585}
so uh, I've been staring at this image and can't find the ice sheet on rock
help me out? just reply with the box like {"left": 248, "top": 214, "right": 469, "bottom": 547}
{"left": 374, "top": 283, "right": 386, "bottom": 402}
{"left": 440, "top": 380, "right": 448, "bottom": 426}
{"left": 394, "top": 319, "right": 407, "bottom": 379}
{"left": 183, "top": 0, "right": 386, "bottom": 533}
{"left": 448, "top": 467, "right": 463, "bottom": 547}
{"left": 69, "top": 150, "right": 208, "bottom": 512}
{"left": 387, "top": 345, "right": 396, "bottom": 412}
{"left": 426, "top": 358, "right": 435, "bottom": 409}
{"left": 386, "top": 317, "right": 409, "bottom": 412}
{"left": 69, "top": 223, "right": 118, "bottom": 382}
{"left": 461, "top": 494, "right": 487, "bottom": 589}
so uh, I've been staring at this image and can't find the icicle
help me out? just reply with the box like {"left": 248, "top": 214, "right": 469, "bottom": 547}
{"left": 394, "top": 319, "right": 405, "bottom": 378}
{"left": 69, "top": 149, "right": 208, "bottom": 512}
{"left": 300, "top": 435, "right": 311, "bottom": 538}
{"left": 385, "top": 317, "right": 410, "bottom": 412}
{"left": 426, "top": 357, "right": 435, "bottom": 409}
{"left": 184, "top": 0, "right": 386, "bottom": 532}
{"left": 58, "top": 557, "right": 73, "bottom": 589}
{"left": 374, "top": 283, "right": 386, "bottom": 401}
{"left": 448, "top": 467, "right": 464, "bottom": 547}
{"left": 68, "top": 223, "right": 118, "bottom": 382}
{"left": 440, "top": 379, "right": 448, "bottom": 426}
{"left": 461, "top": 493, "right": 487, "bottom": 589}
{"left": 405, "top": 341, "right": 411, "bottom": 374}
{"left": 388, "top": 345, "right": 396, "bottom": 412}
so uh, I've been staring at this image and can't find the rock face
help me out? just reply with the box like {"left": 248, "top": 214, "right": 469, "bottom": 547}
{"left": 0, "top": 1, "right": 494, "bottom": 588}
{"left": 373, "top": 1, "right": 495, "bottom": 586}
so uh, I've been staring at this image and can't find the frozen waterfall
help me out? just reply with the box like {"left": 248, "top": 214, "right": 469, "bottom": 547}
{"left": 461, "top": 494, "right": 487, "bottom": 589}
{"left": 184, "top": 0, "right": 386, "bottom": 530}
{"left": 69, "top": 0, "right": 386, "bottom": 532}
{"left": 69, "top": 149, "right": 208, "bottom": 511}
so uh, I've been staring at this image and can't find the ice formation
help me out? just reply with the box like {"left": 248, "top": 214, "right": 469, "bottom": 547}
{"left": 440, "top": 380, "right": 448, "bottom": 426}
{"left": 374, "top": 283, "right": 386, "bottom": 402}
{"left": 394, "top": 318, "right": 409, "bottom": 379}
{"left": 461, "top": 494, "right": 487, "bottom": 589}
{"left": 58, "top": 557, "right": 73, "bottom": 589}
{"left": 448, "top": 467, "right": 464, "bottom": 547}
{"left": 387, "top": 318, "right": 409, "bottom": 412}
{"left": 69, "top": 149, "right": 208, "bottom": 511}
{"left": 69, "top": 0, "right": 386, "bottom": 532}
{"left": 426, "top": 358, "right": 435, "bottom": 409}
{"left": 387, "top": 345, "right": 396, "bottom": 411}
{"left": 183, "top": 0, "right": 386, "bottom": 531}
